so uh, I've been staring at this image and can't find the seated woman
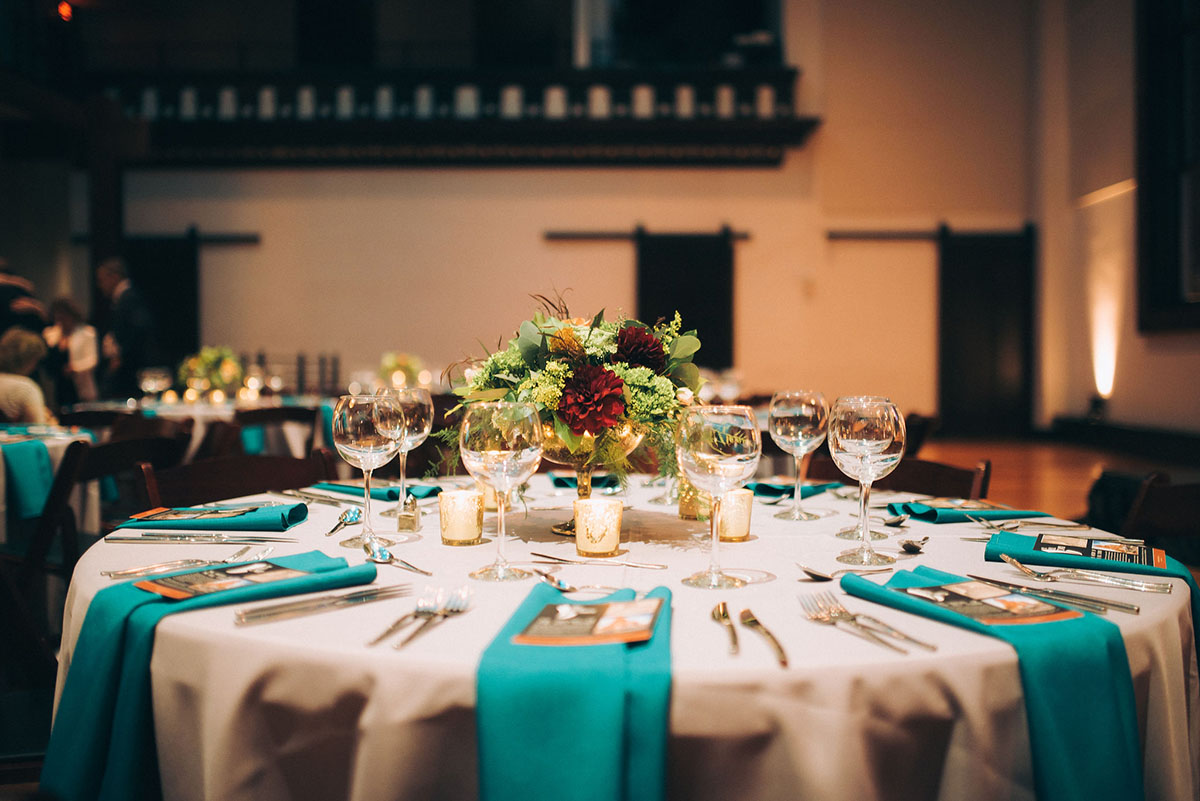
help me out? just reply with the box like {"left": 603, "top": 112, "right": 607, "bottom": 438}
{"left": 0, "top": 326, "right": 53, "bottom": 423}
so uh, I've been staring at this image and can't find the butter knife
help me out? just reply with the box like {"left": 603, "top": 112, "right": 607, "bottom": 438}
{"left": 234, "top": 585, "right": 410, "bottom": 625}
{"left": 529, "top": 551, "right": 668, "bottom": 570}
{"left": 966, "top": 575, "right": 1136, "bottom": 614}
{"left": 739, "top": 608, "right": 788, "bottom": 667}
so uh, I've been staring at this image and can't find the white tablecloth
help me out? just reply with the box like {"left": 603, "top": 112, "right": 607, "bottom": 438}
{"left": 59, "top": 478, "right": 1200, "bottom": 801}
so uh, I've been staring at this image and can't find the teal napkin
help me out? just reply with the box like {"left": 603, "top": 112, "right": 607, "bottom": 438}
{"left": 1, "top": 439, "right": 53, "bottom": 519}
{"left": 310, "top": 481, "right": 442, "bottom": 501}
{"left": 550, "top": 473, "right": 620, "bottom": 490}
{"left": 477, "top": 583, "right": 672, "bottom": 801}
{"left": 115, "top": 503, "right": 307, "bottom": 531}
{"left": 745, "top": 480, "right": 841, "bottom": 499}
{"left": 241, "top": 424, "right": 267, "bottom": 454}
{"left": 320, "top": 402, "right": 335, "bottom": 453}
{"left": 887, "top": 502, "right": 1050, "bottom": 524}
{"left": 841, "top": 566, "right": 1143, "bottom": 801}
{"left": 40, "top": 552, "right": 375, "bottom": 801}
{"left": 985, "top": 530, "right": 1200, "bottom": 664}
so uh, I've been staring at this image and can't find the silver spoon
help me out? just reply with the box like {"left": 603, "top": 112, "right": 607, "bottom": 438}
{"left": 325, "top": 507, "right": 361, "bottom": 537}
{"left": 898, "top": 537, "right": 928, "bottom": 554}
{"left": 363, "top": 540, "right": 433, "bottom": 576}
{"left": 756, "top": 495, "right": 789, "bottom": 506}
{"left": 712, "top": 601, "right": 738, "bottom": 654}
{"left": 796, "top": 563, "right": 893, "bottom": 582}
{"left": 532, "top": 569, "right": 617, "bottom": 595}
{"left": 852, "top": 513, "right": 910, "bottom": 527}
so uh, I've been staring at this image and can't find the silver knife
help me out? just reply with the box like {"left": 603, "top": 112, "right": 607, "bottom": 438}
{"left": 529, "top": 551, "right": 668, "bottom": 570}
{"left": 966, "top": 575, "right": 1137, "bottom": 614}
{"left": 235, "top": 585, "right": 411, "bottom": 625}
{"left": 739, "top": 609, "right": 787, "bottom": 667}
{"left": 105, "top": 534, "right": 299, "bottom": 544}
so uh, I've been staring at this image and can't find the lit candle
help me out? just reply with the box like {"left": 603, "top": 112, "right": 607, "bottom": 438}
{"left": 718, "top": 489, "right": 753, "bottom": 542}
{"left": 438, "top": 490, "right": 484, "bottom": 546}
{"left": 573, "top": 498, "right": 623, "bottom": 557}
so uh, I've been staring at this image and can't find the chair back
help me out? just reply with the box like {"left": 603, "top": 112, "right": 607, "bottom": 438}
{"left": 7, "top": 440, "right": 89, "bottom": 588}
{"left": 808, "top": 455, "right": 991, "bottom": 500}
{"left": 192, "top": 420, "right": 246, "bottom": 461}
{"left": 58, "top": 409, "right": 138, "bottom": 432}
{"left": 110, "top": 413, "right": 194, "bottom": 461}
{"left": 233, "top": 405, "right": 320, "bottom": 456}
{"left": 902, "top": 413, "right": 940, "bottom": 458}
{"left": 1121, "top": 473, "right": 1200, "bottom": 541}
{"left": 137, "top": 449, "right": 338, "bottom": 508}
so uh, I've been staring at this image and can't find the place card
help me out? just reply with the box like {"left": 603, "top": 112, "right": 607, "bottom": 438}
{"left": 897, "top": 579, "right": 1082, "bottom": 626}
{"left": 513, "top": 597, "right": 664, "bottom": 646}
{"left": 1034, "top": 534, "right": 1167, "bottom": 568}
{"left": 134, "top": 562, "right": 304, "bottom": 600}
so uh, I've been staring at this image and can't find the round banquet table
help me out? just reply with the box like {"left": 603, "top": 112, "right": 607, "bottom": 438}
{"left": 58, "top": 477, "right": 1200, "bottom": 801}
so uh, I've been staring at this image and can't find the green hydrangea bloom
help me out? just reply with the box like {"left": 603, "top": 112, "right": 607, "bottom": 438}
{"left": 470, "top": 347, "right": 526, "bottom": 391}
{"left": 611, "top": 363, "right": 677, "bottom": 421}
{"left": 516, "top": 360, "right": 572, "bottom": 409}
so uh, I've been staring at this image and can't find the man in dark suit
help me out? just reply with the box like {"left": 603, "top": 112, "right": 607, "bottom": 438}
{"left": 96, "top": 257, "right": 155, "bottom": 399}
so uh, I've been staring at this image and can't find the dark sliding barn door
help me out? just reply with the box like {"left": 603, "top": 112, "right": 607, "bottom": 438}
{"left": 937, "top": 224, "right": 1035, "bottom": 436}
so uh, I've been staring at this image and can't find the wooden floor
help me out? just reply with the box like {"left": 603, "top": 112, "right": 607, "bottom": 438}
{"left": 920, "top": 437, "right": 1200, "bottom": 521}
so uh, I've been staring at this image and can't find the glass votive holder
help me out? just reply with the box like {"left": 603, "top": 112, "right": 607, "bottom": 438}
{"left": 439, "top": 490, "right": 484, "bottom": 546}
{"left": 476, "top": 480, "right": 500, "bottom": 511}
{"left": 718, "top": 488, "right": 753, "bottom": 542}
{"left": 678, "top": 476, "right": 711, "bottom": 520}
{"left": 573, "top": 498, "right": 623, "bottom": 558}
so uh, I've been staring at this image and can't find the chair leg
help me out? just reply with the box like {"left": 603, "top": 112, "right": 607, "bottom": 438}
{"left": 0, "top": 565, "right": 58, "bottom": 686}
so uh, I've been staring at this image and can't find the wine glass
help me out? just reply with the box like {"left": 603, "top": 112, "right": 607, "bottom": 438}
{"left": 459, "top": 402, "right": 543, "bottom": 581}
{"left": 377, "top": 387, "right": 434, "bottom": 517}
{"left": 676, "top": 405, "right": 761, "bottom": 589}
{"left": 828, "top": 396, "right": 906, "bottom": 566}
{"left": 768, "top": 390, "right": 833, "bottom": 521}
{"left": 330, "top": 394, "right": 404, "bottom": 549}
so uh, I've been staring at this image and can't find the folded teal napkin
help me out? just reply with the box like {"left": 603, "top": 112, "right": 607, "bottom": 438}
{"left": 241, "top": 424, "right": 267, "bottom": 454}
{"left": 115, "top": 502, "right": 307, "bottom": 531}
{"left": 1, "top": 439, "right": 53, "bottom": 519}
{"left": 310, "top": 481, "right": 442, "bottom": 501}
{"left": 985, "top": 530, "right": 1200, "bottom": 664}
{"left": 886, "top": 502, "right": 1050, "bottom": 524}
{"left": 745, "top": 480, "right": 841, "bottom": 499}
{"left": 41, "top": 552, "right": 375, "bottom": 801}
{"left": 477, "top": 583, "right": 672, "bottom": 801}
{"left": 841, "top": 566, "right": 1142, "bottom": 801}
{"left": 550, "top": 473, "right": 620, "bottom": 490}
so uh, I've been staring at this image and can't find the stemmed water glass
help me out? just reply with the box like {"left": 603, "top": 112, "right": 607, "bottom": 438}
{"left": 828, "top": 396, "right": 906, "bottom": 566}
{"left": 459, "top": 402, "right": 543, "bottom": 581}
{"left": 768, "top": 390, "right": 833, "bottom": 521}
{"left": 377, "top": 387, "right": 434, "bottom": 517}
{"left": 330, "top": 394, "right": 405, "bottom": 549}
{"left": 676, "top": 405, "right": 761, "bottom": 589}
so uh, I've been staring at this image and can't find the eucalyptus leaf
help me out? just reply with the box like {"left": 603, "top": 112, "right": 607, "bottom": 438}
{"left": 671, "top": 362, "right": 702, "bottom": 391}
{"left": 465, "top": 387, "right": 511, "bottom": 402}
{"left": 669, "top": 335, "right": 701, "bottom": 360}
{"left": 553, "top": 416, "right": 584, "bottom": 453}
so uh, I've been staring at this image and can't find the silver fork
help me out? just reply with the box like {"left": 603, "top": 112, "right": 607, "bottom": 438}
{"left": 799, "top": 594, "right": 906, "bottom": 653}
{"left": 101, "top": 544, "right": 271, "bottom": 578}
{"left": 816, "top": 592, "right": 937, "bottom": 651}
{"left": 367, "top": 585, "right": 438, "bottom": 646}
{"left": 395, "top": 586, "right": 472, "bottom": 649}
{"left": 999, "top": 554, "right": 1172, "bottom": 593}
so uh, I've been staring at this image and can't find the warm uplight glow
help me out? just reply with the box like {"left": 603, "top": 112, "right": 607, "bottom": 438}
{"left": 1090, "top": 287, "right": 1118, "bottom": 398}
{"left": 1081, "top": 181, "right": 1135, "bottom": 400}
{"left": 57, "top": 2, "right": 72, "bottom": 22}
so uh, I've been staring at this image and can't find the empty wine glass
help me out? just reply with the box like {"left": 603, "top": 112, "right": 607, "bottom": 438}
{"left": 330, "top": 394, "right": 404, "bottom": 549}
{"left": 676, "top": 405, "right": 761, "bottom": 589}
{"left": 828, "top": 396, "right": 906, "bottom": 566}
{"left": 768, "top": 390, "right": 833, "bottom": 521}
{"left": 377, "top": 387, "right": 434, "bottom": 517}
{"left": 460, "top": 402, "right": 543, "bottom": 581}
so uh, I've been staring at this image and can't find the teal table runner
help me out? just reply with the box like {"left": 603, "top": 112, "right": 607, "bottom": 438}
{"left": 0, "top": 439, "right": 53, "bottom": 519}
{"left": 311, "top": 482, "right": 441, "bottom": 501}
{"left": 41, "top": 552, "right": 375, "bottom": 801}
{"left": 550, "top": 473, "right": 620, "bottom": 490}
{"left": 886, "top": 502, "right": 1050, "bottom": 524}
{"left": 115, "top": 503, "right": 307, "bottom": 532}
{"left": 985, "top": 530, "right": 1200, "bottom": 664}
{"left": 477, "top": 583, "right": 672, "bottom": 801}
{"left": 841, "top": 566, "right": 1143, "bottom": 801}
{"left": 745, "top": 480, "right": 841, "bottom": 499}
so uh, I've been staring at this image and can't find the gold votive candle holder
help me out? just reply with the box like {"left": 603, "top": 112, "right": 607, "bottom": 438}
{"left": 718, "top": 488, "right": 753, "bottom": 542}
{"left": 678, "top": 476, "right": 711, "bottom": 520}
{"left": 476, "top": 481, "right": 500, "bottom": 511}
{"left": 573, "top": 498, "right": 623, "bottom": 557}
{"left": 439, "top": 490, "right": 484, "bottom": 546}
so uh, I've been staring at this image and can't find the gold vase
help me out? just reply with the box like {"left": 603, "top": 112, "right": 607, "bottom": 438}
{"left": 541, "top": 421, "right": 644, "bottom": 535}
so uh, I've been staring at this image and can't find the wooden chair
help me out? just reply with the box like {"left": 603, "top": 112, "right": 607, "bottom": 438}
{"left": 58, "top": 408, "right": 139, "bottom": 431}
{"left": 903, "top": 412, "right": 940, "bottom": 458}
{"left": 1120, "top": 473, "right": 1200, "bottom": 565}
{"left": 192, "top": 420, "right": 247, "bottom": 461}
{"left": 807, "top": 456, "right": 991, "bottom": 500}
{"left": 233, "top": 405, "right": 321, "bottom": 457}
{"left": 137, "top": 449, "right": 339, "bottom": 508}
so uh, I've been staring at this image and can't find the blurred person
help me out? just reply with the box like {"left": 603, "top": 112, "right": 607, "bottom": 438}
{"left": 96, "top": 257, "right": 154, "bottom": 399}
{"left": 43, "top": 297, "right": 99, "bottom": 405}
{"left": 0, "top": 327, "right": 54, "bottom": 423}
{"left": 0, "top": 256, "right": 48, "bottom": 334}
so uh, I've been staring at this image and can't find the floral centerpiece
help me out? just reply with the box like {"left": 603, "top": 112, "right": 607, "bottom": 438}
{"left": 444, "top": 297, "right": 703, "bottom": 505}
{"left": 177, "top": 346, "right": 243, "bottom": 394}
{"left": 379, "top": 351, "right": 426, "bottom": 389}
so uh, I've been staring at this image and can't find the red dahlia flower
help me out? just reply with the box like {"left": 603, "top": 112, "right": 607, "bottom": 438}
{"left": 614, "top": 326, "right": 666, "bottom": 372}
{"left": 558, "top": 365, "right": 626, "bottom": 435}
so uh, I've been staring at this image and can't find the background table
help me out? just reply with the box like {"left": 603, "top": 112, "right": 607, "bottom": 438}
{"left": 0, "top": 429, "right": 99, "bottom": 545}
{"left": 59, "top": 478, "right": 1200, "bottom": 801}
